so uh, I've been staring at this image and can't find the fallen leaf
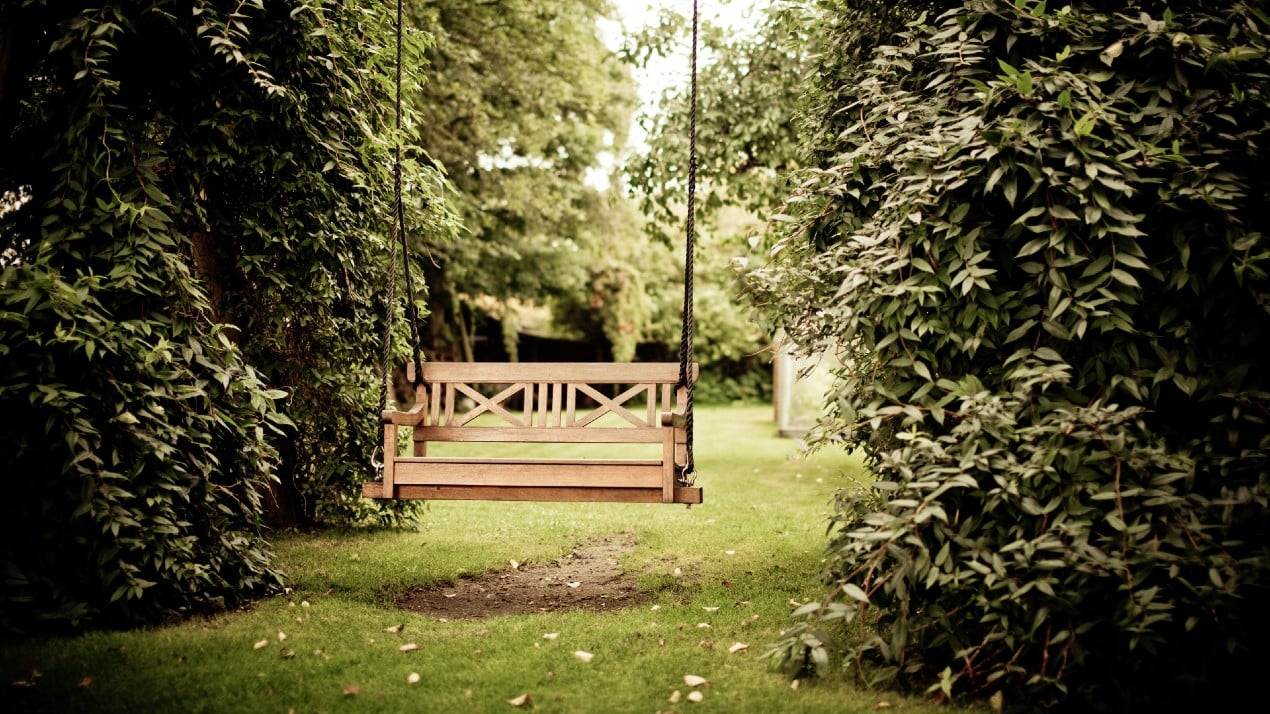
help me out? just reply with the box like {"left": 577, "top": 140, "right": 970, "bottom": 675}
{"left": 683, "top": 674, "right": 708, "bottom": 687}
{"left": 343, "top": 684, "right": 360, "bottom": 697}
{"left": 509, "top": 560, "right": 520, "bottom": 570}
{"left": 875, "top": 701, "right": 892, "bottom": 710}
{"left": 507, "top": 693, "right": 532, "bottom": 707}
{"left": 725, "top": 550, "right": 736, "bottom": 555}
{"left": 989, "top": 690, "right": 1004, "bottom": 712}
{"left": 542, "top": 633, "right": 559, "bottom": 640}
{"left": 788, "top": 598, "right": 802, "bottom": 608}
{"left": 399, "top": 643, "right": 420, "bottom": 653}
{"left": 702, "top": 606, "right": 719, "bottom": 612}
{"left": 650, "top": 605, "right": 661, "bottom": 611}
{"left": 572, "top": 650, "right": 594, "bottom": 663}
{"left": 673, "top": 567, "right": 683, "bottom": 577}
{"left": 277, "top": 631, "right": 287, "bottom": 641}
{"left": 253, "top": 639, "right": 269, "bottom": 650}
{"left": 77, "top": 676, "right": 93, "bottom": 689}
{"left": 688, "top": 691, "right": 704, "bottom": 703}
{"left": 668, "top": 690, "right": 682, "bottom": 703}
{"left": 728, "top": 642, "right": 749, "bottom": 654}
{"left": 385, "top": 624, "right": 404, "bottom": 633}
{"left": 444, "top": 593, "right": 457, "bottom": 599}
{"left": 790, "top": 679, "right": 800, "bottom": 691}
{"left": 300, "top": 600, "right": 310, "bottom": 608}
{"left": 566, "top": 582, "right": 581, "bottom": 589}
{"left": 698, "top": 640, "right": 713, "bottom": 649}
{"left": 407, "top": 672, "right": 421, "bottom": 684}
{"left": 696, "top": 623, "right": 711, "bottom": 629}
{"left": 280, "top": 649, "right": 296, "bottom": 659}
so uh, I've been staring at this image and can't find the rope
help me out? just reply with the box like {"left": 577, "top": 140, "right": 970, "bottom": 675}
{"left": 676, "top": 0, "right": 699, "bottom": 486}
{"left": 375, "top": 0, "right": 425, "bottom": 479}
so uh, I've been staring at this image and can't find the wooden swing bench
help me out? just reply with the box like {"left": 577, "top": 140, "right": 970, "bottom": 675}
{"left": 362, "top": 362, "right": 702, "bottom": 504}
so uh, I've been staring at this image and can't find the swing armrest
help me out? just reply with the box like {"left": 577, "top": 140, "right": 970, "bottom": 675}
{"left": 659, "top": 411, "right": 686, "bottom": 428}
{"left": 382, "top": 405, "right": 426, "bottom": 426}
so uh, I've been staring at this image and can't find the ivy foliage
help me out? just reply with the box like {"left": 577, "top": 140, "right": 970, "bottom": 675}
{"left": 0, "top": 0, "right": 450, "bottom": 627}
{"left": 751, "top": 0, "right": 1270, "bottom": 708}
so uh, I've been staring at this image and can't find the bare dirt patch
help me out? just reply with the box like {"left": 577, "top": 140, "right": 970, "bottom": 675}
{"left": 396, "top": 533, "right": 650, "bottom": 619}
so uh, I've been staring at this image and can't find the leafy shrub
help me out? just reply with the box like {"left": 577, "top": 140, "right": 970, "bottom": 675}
{"left": 0, "top": 0, "right": 448, "bottom": 628}
{"left": 752, "top": 1, "right": 1270, "bottom": 708}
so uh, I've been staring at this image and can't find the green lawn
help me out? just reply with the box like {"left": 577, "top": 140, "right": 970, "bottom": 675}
{"left": 1, "top": 406, "right": 987, "bottom": 713}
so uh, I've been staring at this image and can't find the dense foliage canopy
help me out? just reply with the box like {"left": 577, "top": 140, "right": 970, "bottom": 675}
{"left": 749, "top": 0, "right": 1270, "bottom": 709}
{"left": 0, "top": 0, "right": 449, "bottom": 627}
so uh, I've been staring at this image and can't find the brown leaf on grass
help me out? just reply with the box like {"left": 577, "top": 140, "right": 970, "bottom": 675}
{"left": 77, "top": 676, "right": 93, "bottom": 689}
{"left": 728, "top": 642, "right": 749, "bottom": 654}
{"left": 407, "top": 672, "right": 421, "bottom": 684}
{"left": 384, "top": 623, "right": 404, "bottom": 633}
{"left": 399, "top": 643, "right": 419, "bottom": 653}
{"left": 343, "top": 684, "right": 360, "bottom": 697}
{"left": 668, "top": 690, "right": 682, "bottom": 703}
{"left": 280, "top": 649, "right": 296, "bottom": 659}
{"left": 252, "top": 639, "right": 269, "bottom": 650}
{"left": 874, "top": 701, "right": 892, "bottom": 710}
{"left": 277, "top": 631, "right": 287, "bottom": 641}
{"left": 683, "top": 674, "right": 708, "bottom": 687}
{"left": 507, "top": 692, "right": 533, "bottom": 707}
{"left": 688, "top": 690, "right": 704, "bottom": 702}
{"left": 572, "top": 650, "right": 594, "bottom": 663}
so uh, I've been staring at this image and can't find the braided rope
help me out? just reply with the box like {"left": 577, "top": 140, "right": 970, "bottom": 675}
{"left": 375, "top": 0, "right": 421, "bottom": 478}
{"left": 676, "top": 0, "right": 699, "bottom": 485}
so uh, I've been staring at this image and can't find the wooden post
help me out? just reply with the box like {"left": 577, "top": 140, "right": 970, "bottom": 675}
{"left": 382, "top": 417, "right": 397, "bottom": 499}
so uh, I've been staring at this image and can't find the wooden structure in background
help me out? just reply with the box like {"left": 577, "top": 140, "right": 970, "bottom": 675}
{"left": 363, "top": 363, "right": 701, "bottom": 504}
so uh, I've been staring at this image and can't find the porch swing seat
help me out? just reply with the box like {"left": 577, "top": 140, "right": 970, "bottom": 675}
{"left": 362, "top": 362, "right": 702, "bottom": 504}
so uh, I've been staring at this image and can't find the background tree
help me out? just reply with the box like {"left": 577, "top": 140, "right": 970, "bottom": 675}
{"left": 0, "top": 0, "right": 450, "bottom": 628}
{"left": 625, "top": 0, "right": 794, "bottom": 400}
{"left": 752, "top": 0, "right": 1270, "bottom": 709}
{"left": 407, "top": 0, "right": 648, "bottom": 362}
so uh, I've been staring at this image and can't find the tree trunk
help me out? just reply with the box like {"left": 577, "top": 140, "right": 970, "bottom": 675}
{"left": 189, "top": 227, "right": 307, "bottom": 528}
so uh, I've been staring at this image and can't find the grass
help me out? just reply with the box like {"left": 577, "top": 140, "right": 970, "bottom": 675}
{"left": 1, "top": 405, "right": 988, "bottom": 713}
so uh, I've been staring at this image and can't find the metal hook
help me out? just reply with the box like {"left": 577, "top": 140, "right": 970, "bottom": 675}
{"left": 370, "top": 445, "right": 384, "bottom": 482}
